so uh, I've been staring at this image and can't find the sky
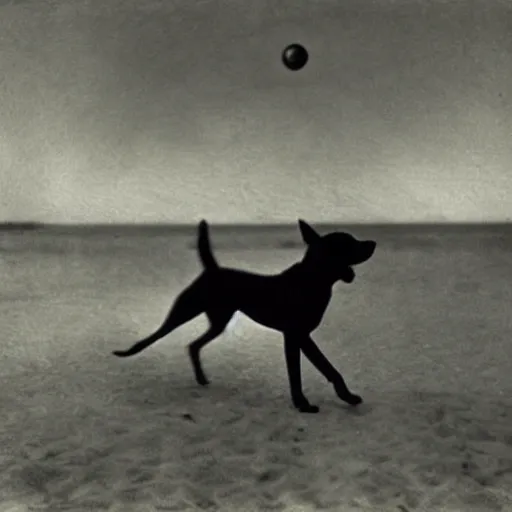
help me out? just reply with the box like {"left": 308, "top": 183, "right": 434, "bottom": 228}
{"left": 1, "top": 0, "right": 511, "bottom": 224}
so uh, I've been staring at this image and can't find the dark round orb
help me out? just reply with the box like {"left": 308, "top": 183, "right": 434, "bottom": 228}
{"left": 282, "top": 43, "right": 309, "bottom": 71}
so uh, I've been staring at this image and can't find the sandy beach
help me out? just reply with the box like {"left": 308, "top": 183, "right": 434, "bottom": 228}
{"left": 0, "top": 225, "right": 511, "bottom": 511}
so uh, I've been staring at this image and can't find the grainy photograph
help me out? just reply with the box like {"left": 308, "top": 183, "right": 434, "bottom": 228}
{"left": 1, "top": 0, "right": 511, "bottom": 510}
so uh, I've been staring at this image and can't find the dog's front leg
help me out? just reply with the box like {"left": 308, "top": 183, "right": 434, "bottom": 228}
{"left": 283, "top": 334, "right": 319, "bottom": 413}
{"left": 300, "top": 335, "right": 362, "bottom": 406}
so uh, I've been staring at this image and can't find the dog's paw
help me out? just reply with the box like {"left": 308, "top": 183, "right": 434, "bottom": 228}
{"left": 197, "top": 376, "right": 210, "bottom": 386}
{"left": 294, "top": 401, "right": 320, "bottom": 413}
{"left": 345, "top": 394, "right": 363, "bottom": 406}
{"left": 333, "top": 381, "right": 363, "bottom": 406}
{"left": 299, "top": 404, "right": 320, "bottom": 413}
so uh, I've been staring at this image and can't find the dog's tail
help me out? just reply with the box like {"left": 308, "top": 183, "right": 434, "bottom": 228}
{"left": 197, "top": 220, "right": 219, "bottom": 270}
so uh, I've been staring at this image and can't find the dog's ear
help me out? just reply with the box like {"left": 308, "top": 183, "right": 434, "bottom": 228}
{"left": 298, "top": 219, "right": 321, "bottom": 245}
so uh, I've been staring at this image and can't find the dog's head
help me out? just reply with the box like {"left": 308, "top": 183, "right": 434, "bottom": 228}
{"left": 298, "top": 219, "right": 376, "bottom": 284}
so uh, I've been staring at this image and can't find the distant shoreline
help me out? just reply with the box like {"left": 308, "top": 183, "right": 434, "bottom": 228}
{"left": 1, "top": 221, "right": 512, "bottom": 235}
{"left": 1, "top": 222, "right": 511, "bottom": 253}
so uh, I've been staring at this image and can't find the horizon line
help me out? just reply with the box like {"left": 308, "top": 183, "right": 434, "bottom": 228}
{"left": 1, "top": 221, "right": 512, "bottom": 230}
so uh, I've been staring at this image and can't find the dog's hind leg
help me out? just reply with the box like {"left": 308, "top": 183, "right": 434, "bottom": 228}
{"left": 188, "top": 308, "right": 234, "bottom": 386}
{"left": 300, "top": 336, "right": 362, "bottom": 406}
{"left": 283, "top": 333, "right": 320, "bottom": 413}
{"left": 112, "top": 284, "right": 205, "bottom": 357}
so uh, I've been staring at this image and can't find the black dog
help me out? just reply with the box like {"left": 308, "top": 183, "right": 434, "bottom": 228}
{"left": 113, "top": 220, "right": 376, "bottom": 413}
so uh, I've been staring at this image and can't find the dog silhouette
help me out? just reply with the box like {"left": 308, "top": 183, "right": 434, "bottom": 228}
{"left": 113, "top": 220, "right": 376, "bottom": 413}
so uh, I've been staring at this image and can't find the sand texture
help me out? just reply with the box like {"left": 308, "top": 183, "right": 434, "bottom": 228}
{"left": 0, "top": 226, "right": 511, "bottom": 511}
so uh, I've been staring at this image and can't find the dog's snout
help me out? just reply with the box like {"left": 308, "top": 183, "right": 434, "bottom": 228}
{"left": 350, "top": 240, "right": 376, "bottom": 265}
{"left": 364, "top": 240, "right": 376, "bottom": 259}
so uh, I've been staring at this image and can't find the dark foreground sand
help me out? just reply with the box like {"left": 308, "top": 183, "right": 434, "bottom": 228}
{"left": 0, "top": 225, "right": 511, "bottom": 511}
